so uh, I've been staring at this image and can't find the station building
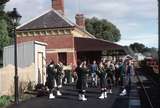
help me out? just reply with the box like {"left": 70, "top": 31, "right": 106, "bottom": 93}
{"left": 16, "top": 0, "right": 124, "bottom": 67}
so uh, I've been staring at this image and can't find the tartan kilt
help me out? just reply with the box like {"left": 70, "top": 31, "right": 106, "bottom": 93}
{"left": 76, "top": 79, "right": 87, "bottom": 90}
{"left": 55, "top": 75, "right": 61, "bottom": 86}
{"left": 100, "top": 77, "right": 106, "bottom": 88}
{"left": 47, "top": 78, "right": 56, "bottom": 89}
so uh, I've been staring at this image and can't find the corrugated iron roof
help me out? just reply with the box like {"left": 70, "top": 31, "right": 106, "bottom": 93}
{"left": 74, "top": 37, "right": 124, "bottom": 51}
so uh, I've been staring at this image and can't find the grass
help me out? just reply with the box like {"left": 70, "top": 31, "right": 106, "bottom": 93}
{"left": 0, "top": 96, "right": 13, "bottom": 108}
{"left": 0, "top": 94, "right": 36, "bottom": 108}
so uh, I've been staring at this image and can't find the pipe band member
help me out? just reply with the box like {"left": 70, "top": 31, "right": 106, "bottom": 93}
{"left": 46, "top": 60, "right": 62, "bottom": 99}
{"left": 114, "top": 62, "right": 120, "bottom": 86}
{"left": 97, "top": 61, "right": 107, "bottom": 99}
{"left": 76, "top": 61, "right": 88, "bottom": 101}
{"left": 105, "top": 60, "right": 115, "bottom": 94}
{"left": 46, "top": 60, "right": 57, "bottom": 99}
{"left": 55, "top": 61, "right": 63, "bottom": 96}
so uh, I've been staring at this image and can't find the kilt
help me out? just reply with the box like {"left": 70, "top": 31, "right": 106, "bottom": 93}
{"left": 55, "top": 75, "right": 61, "bottom": 86}
{"left": 100, "top": 77, "right": 106, "bottom": 88}
{"left": 46, "top": 64, "right": 57, "bottom": 89}
{"left": 47, "top": 78, "right": 56, "bottom": 89}
{"left": 76, "top": 78, "right": 87, "bottom": 90}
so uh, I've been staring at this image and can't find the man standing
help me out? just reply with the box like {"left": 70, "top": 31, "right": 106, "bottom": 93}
{"left": 119, "top": 60, "right": 127, "bottom": 96}
{"left": 46, "top": 60, "right": 62, "bottom": 99}
{"left": 46, "top": 60, "right": 57, "bottom": 99}
{"left": 55, "top": 61, "right": 64, "bottom": 95}
{"left": 90, "top": 60, "right": 98, "bottom": 87}
{"left": 106, "top": 60, "right": 115, "bottom": 94}
{"left": 120, "top": 60, "right": 134, "bottom": 96}
{"left": 97, "top": 61, "right": 107, "bottom": 99}
{"left": 76, "top": 60, "right": 88, "bottom": 101}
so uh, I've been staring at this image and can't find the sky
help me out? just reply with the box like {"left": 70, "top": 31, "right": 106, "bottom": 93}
{"left": 5, "top": 0, "right": 158, "bottom": 48}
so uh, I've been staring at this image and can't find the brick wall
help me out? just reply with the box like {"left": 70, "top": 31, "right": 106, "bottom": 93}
{"left": 17, "top": 35, "right": 74, "bottom": 49}
{"left": 67, "top": 52, "right": 77, "bottom": 69}
{"left": 52, "top": 0, "right": 64, "bottom": 14}
{"left": 17, "top": 35, "right": 78, "bottom": 66}
{"left": 46, "top": 53, "right": 58, "bottom": 64}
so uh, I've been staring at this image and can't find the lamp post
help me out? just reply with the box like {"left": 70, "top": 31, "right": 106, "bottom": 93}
{"left": 8, "top": 8, "right": 21, "bottom": 104}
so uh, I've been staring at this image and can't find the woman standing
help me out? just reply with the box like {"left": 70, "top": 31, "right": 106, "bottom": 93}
{"left": 76, "top": 60, "right": 88, "bottom": 101}
{"left": 97, "top": 61, "right": 107, "bottom": 99}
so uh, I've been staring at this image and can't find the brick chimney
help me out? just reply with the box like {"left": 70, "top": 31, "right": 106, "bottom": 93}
{"left": 52, "top": 0, "right": 64, "bottom": 15}
{"left": 75, "top": 14, "right": 85, "bottom": 29}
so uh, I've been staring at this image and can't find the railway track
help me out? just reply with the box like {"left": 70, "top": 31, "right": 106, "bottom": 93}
{"left": 135, "top": 68, "right": 160, "bottom": 108}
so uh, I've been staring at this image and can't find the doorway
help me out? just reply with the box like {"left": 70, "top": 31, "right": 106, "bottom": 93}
{"left": 58, "top": 53, "right": 67, "bottom": 65}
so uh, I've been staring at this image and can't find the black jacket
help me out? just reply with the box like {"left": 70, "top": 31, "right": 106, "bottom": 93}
{"left": 47, "top": 63, "right": 57, "bottom": 80}
{"left": 76, "top": 67, "right": 88, "bottom": 90}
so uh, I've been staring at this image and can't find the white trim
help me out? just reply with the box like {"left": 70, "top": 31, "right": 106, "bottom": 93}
{"left": 83, "top": 29, "right": 96, "bottom": 38}
{"left": 73, "top": 27, "right": 96, "bottom": 39}
{"left": 34, "top": 41, "right": 48, "bottom": 46}
{"left": 46, "top": 48, "right": 75, "bottom": 53}
{"left": 74, "top": 25, "right": 96, "bottom": 39}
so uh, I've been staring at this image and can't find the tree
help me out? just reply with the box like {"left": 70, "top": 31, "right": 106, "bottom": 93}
{"left": 129, "top": 42, "right": 158, "bottom": 62}
{"left": 0, "top": 0, "right": 11, "bottom": 64}
{"left": 129, "top": 42, "right": 145, "bottom": 53}
{"left": 143, "top": 47, "right": 158, "bottom": 61}
{"left": 0, "top": 19, "right": 10, "bottom": 50}
{"left": 124, "top": 46, "right": 135, "bottom": 57}
{"left": 85, "top": 17, "right": 121, "bottom": 42}
{"left": 0, "top": 0, "right": 9, "bottom": 5}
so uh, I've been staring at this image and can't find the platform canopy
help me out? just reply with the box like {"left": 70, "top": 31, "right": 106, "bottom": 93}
{"left": 74, "top": 37, "right": 124, "bottom": 52}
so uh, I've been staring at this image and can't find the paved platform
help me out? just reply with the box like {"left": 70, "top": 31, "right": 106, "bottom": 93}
{"left": 7, "top": 74, "right": 144, "bottom": 108}
{"left": 8, "top": 84, "right": 130, "bottom": 108}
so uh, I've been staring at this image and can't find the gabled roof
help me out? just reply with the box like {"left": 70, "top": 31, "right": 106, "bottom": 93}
{"left": 17, "top": 9, "right": 75, "bottom": 31}
{"left": 17, "top": 9, "right": 96, "bottom": 38}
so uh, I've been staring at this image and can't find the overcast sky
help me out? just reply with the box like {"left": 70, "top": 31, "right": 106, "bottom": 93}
{"left": 6, "top": 0, "right": 158, "bottom": 48}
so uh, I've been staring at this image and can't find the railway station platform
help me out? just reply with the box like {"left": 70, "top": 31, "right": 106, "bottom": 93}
{"left": 8, "top": 68, "right": 160, "bottom": 108}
